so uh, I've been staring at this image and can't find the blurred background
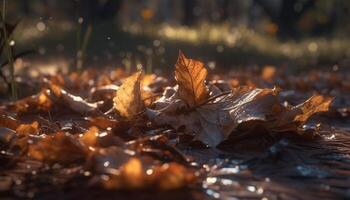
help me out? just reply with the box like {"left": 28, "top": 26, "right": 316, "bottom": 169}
{"left": 2, "top": 0, "right": 350, "bottom": 75}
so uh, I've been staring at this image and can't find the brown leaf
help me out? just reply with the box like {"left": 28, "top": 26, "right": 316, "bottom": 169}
{"left": 293, "top": 95, "right": 333, "bottom": 123}
{"left": 113, "top": 71, "right": 144, "bottom": 119}
{"left": 49, "top": 83, "right": 103, "bottom": 114}
{"left": 0, "top": 114, "right": 19, "bottom": 130}
{"left": 149, "top": 86, "right": 333, "bottom": 147}
{"left": 16, "top": 121, "right": 39, "bottom": 136}
{"left": 28, "top": 132, "right": 85, "bottom": 164}
{"left": 175, "top": 51, "right": 208, "bottom": 107}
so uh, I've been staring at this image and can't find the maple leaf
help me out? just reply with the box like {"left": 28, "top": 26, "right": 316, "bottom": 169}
{"left": 147, "top": 86, "right": 333, "bottom": 147}
{"left": 175, "top": 51, "right": 208, "bottom": 107}
{"left": 113, "top": 71, "right": 144, "bottom": 119}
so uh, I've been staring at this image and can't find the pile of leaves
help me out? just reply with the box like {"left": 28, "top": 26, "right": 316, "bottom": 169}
{"left": 0, "top": 51, "right": 346, "bottom": 199}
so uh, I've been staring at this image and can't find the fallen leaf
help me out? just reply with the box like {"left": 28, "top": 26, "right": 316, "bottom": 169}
{"left": 0, "top": 127, "right": 17, "bottom": 146}
{"left": 293, "top": 95, "right": 333, "bottom": 123}
{"left": 175, "top": 51, "right": 208, "bottom": 107}
{"left": 120, "top": 158, "right": 144, "bottom": 188}
{"left": 148, "top": 86, "right": 333, "bottom": 147}
{"left": 16, "top": 121, "right": 39, "bottom": 136}
{"left": 113, "top": 71, "right": 144, "bottom": 119}
{"left": 79, "top": 126, "right": 99, "bottom": 147}
{"left": 0, "top": 114, "right": 19, "bottom": 130}
{"left": 49, "top": 83, "right": 103, "bottom": 114}
{"left": 28, "top": 132, "right": 86, "bottom": 164}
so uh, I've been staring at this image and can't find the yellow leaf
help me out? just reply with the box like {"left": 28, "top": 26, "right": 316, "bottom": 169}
{"left": 113, "top": 71, "right": 144, "bottom": 119}
{"left": 175, "top": 51, "right": 208, "bottom": 107}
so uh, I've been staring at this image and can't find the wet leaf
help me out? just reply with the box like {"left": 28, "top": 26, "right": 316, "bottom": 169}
{"left": 293, "top": 95, "right": 333, "bottom": 123}
{"left": 28, "top": 132, "right": 85, "bottom": 164}
{"left": 16, "top": 121, "right": 39, "bottom": 136}
{"left": 0, "top": 127, "right": 17, "bottom": 146}
{"left": 149, "top": 87, "right": 332, "bottom": 147}
{"left": 79, "top": 126, "right": 99, "bottom": 147}
{"left": 175, "top": 51, "right": 208, "bottom": 107}
{"left": 0, "top": 114, "right": 19, "bottom": 130}
{"left": 49, "top": 83, "right": 103, "bottom": 114}
{"left": 113, "top": 71, "right": 144, "bottom": 119}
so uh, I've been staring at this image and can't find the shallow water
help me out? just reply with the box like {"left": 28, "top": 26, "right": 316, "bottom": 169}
{"left": 198, "top": 128, "right": 350, "bottom": 199}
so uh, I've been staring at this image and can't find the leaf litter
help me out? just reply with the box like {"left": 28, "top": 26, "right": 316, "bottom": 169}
{"left": 0, "top": 51, "right": 349, "bottom": 199}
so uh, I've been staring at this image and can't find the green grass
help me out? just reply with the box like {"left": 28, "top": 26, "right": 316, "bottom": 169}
{"left": 11, "top": 19, "right": 350, "bottom": 76}
{"left": 1, "top": 0, "right": 17, "bottom": 99}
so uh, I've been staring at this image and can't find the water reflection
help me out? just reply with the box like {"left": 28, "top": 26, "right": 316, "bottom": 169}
{"left": 199, "top": 128, "right": 350, "bottom": 199}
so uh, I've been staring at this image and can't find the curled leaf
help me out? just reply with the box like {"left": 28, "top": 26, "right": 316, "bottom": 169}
{"left": 149, "top": 86, "right": 333, "bottom": 147}
{"left": 293, "top": 95, "right": 333, "bottom": 123}
{"left": 113, "top": 71, "right": 144, "bottom": 119}
{"left": 49, "top": 84, "right": 103, "bottom": 114}
{"left": 16, "top": 121, "right": 39, "bottom": 136}
{"left": 175, "top": 51, "right": 208, "bottom": 107}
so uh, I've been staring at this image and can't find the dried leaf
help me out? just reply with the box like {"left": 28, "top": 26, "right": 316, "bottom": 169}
{"left": 0, "top": 127, "right": 17, "bottom": 146}
{"left": 87, "top": 116, "right": 119, "bottom": 129}
{"left": 153, "top": 163, "right": 195, "bottom": 190}
{"left": 113, "top": 71, "right": 144, "bottom": 119}
{"left": 293, "top": 95, "right": 333, "bottom": 123}
{"left": 175, "top": 51, "right": 208, "bottom": 107}
{"left": 149, "top": 86, "right": 332, "bottom": 147}
{"left": 101, "top": 157, "right": 195, "bottom": 190}
{"left": 28, "top": 132, "right": 85, "bottom": 164}
{"left": 16, "top": 121, "right": 39, "bottom": 136}
{"left": 120, "top": 158, "right": 144, "bottom": 188}
{"left": 9, "top": 91, "right": 53, "bottom": 114}
{"left": 0, "top": 114, "right": 19, "bottom": 130}
{"left": 49, "top": 83, "right": 103, "bottom": 114}
{"left": 79, "top": 126, "right": 99, "bottom": 147}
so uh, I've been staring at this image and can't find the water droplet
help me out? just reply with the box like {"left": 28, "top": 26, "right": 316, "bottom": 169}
{"left": 206, "top": 189, "right": 220, "bottom": 198}
{"left": 219, "top": 166, "right": 240, "bottom": 174}
{"left": 247, "top": 185, "right": 256, "bottom": 192}
{"left": 216, "top": 45, "right": 224, "bottom": 53}
{"left": 38, "top": 47, "right": 46, "bottom": 55}
{"left": 146, "top": 169, "right": 153, "bottom": 175}
{"left": 220, "top": 179, "right": 233, "bottom": 186}
{"left": 153, "top": 40, "right": 161, "bottom": 47}
{"left": 332, "top": 65, "right": 339, "bottom": 71}
{"left": 308, "top": 42, "right": 318, "bottom": 52}
{"left": 84, "top": 171, "right": 91, "bottom": 176}
{"left": 296, "top": 165, "right": 328, "bottom": 178}
{"left": 136, "top": 63, "right": 143, "bottom": 70}
{"left": 257, "top": 187, "right": 264, "bottom": 194}
{"left": 103, "top": 161, "right": 110, "bottom": 167}
{"left": 9, "top": 40, "right": 15, "bottom": 46}
{"left": 78, "top": 17, "right": 84, "bottom": 24}
{"left": 36, "top": 22, "right": 46, "bottom": 32}
{"left": 205, "top": 177, "right": 217, "bottom": 184}
{"left": 208, "top": 61, "right": 216, "bottom": 70}
{"left": 15, "top": 179, "right": 22, "bottom": 185}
